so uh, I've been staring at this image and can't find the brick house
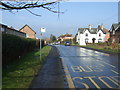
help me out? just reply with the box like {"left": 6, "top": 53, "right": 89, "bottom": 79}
{"left": 19, "top": 25, "right": 36, "bottom": 39}
{"left": 109, "top": 23, "right": 120, "bottom": 43}
{"left": 57, "top": 33, "right": 74, "bottom": 41}
{"left": 0, "top": 24, "right": 26, "bottom": 38}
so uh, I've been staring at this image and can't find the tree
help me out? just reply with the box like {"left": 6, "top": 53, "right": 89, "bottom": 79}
{"left": 0, "top": 0, "right": 63, "bottom": 16}
{"left": 50, "top": 34, "right": 56, "bottom": 42}
{"left": 52, "top": 36, "right": 56, "bottom": 41}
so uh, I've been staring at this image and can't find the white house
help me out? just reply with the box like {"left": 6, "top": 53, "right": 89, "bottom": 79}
{"left": 76, "top": 24, "right": 109, "bottom": 45}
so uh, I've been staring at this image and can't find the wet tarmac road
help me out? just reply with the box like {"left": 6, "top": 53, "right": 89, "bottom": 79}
{"left": 55, "top": 45, "right": 120, "bottom": 89}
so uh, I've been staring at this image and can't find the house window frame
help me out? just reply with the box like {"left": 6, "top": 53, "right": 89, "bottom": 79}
{"left": 1, "top": 27, "right": 5, "bottom": 32}
{"left": 85, "top": 33, "right": 88, "bottom": 37}
{"left": 85, "top": 38, "right": 89, "bottom": 43}
{"left": 98, "top": 38, "right": 102, "bottom": 43}
{"left": 99, "top": 33, "right": 101, "bottom": 37}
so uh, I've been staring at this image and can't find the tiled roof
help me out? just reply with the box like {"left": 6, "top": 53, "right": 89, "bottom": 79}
{"left": 112, "top": 24, "right": 120, "bottom": 29}
{"left": 78, "top": 25, "right": 108, "bottom": 34}
{"left": 19, "top": 24, "right": 36, "bottom": 34}
{"left": 58, "top": 33, "right": 73, "bottom": 39}
{"left": 97, "top": 25, "right": 109, "bottom": 33}
{"left": 112, "top": 23, "right": 120, "bottom": 30}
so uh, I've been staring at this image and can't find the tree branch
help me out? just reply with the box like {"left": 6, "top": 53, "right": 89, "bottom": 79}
{"left": 0, "top": 1, "right": 58, "bottom": 10}
{"left": 0, "top": 0, "right": 63, "bottom": 16}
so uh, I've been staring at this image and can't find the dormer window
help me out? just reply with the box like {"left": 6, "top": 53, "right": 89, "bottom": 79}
{"left": 85, "top": 33, "right": 88, "bottom": 37}
{"left": 99, "top": 33, "right": 101, "bottom": 37}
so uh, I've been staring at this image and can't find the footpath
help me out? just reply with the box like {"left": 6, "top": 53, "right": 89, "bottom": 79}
{"left": 29, "top": 46, "right": 65, "bottom": 88}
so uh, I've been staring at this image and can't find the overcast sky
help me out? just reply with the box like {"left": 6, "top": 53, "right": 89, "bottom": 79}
{"left": 1, "top": 2, "right": 118, "bottom": 38}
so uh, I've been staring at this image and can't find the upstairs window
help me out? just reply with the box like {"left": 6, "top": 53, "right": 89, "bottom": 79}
{"left": 99, "top": 33, "right": 101, "bottom": 37}
{"left": 85, "top": 33, "right": 88, "bottom": 37}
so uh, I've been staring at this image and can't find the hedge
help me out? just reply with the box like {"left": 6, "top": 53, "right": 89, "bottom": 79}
{"left": 2, "top": 34, "right": 44, "bottom": 67}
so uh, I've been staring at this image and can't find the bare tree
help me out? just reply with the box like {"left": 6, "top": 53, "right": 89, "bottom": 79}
{"left": 0, "top": 0, "right": 63, "bottom": 16}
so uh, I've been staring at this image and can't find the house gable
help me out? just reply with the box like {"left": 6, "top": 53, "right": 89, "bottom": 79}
{"left": 19, "top": 25, "right": 36, "bottom": 39}
{"left": 19, "top": 25, "right": 36, "bottom": 34}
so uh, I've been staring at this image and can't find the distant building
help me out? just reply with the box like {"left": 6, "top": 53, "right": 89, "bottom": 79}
{"left": 76, "top": 24, "right": 109, "bottom": 45}
{"left": 19, "top": 24, "right": 36, "bottom": 39}
{"left": 58, "top": 33, "right": 74, "bottom": 41}
{"left": 109, "top": 23, "right": 120, "bottom": 43}
{"left": 0, "top": 24, "right": 26, "bottom": 38}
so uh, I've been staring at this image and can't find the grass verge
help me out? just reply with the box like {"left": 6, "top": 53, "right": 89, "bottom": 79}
{"left": 2, "top": 46, "right": 51, "bottom": 88}
{"left": 81, "top": 44, "right": 120, "bottom": 53}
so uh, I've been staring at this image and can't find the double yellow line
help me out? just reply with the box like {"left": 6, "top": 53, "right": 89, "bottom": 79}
{"left": 60, "top": 57, "right": 75, "bottom": 89}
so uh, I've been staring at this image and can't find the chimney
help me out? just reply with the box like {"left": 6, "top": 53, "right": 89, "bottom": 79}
{"left": 89, "top": 24, "right": 91, "bottom": 30}
{"left": 101, "top": 24, "right": 104, "bottom": 30}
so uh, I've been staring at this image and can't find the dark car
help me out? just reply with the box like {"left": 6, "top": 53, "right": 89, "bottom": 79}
{"left": 65, "top": 41, "right": 70, "bottom": 46}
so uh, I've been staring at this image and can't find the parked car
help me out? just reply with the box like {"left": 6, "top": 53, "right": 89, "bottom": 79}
{"left": 55, "top": 42, "right": 59, "bottom": 45}
{"left": 65, "top": 41, "right": 70, "bottom": 46}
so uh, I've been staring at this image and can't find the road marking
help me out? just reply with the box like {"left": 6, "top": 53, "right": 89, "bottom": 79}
{"left": 98, "top": 76, "right": 112, "bottom": 88}
{"left": 110, "top": 76, "right": 120, "bottom": 83}
{"left": 73, "top": 77, "right": 89, "bottom": 88}
{"left": 99, "top": 64, "right": 105, "bottom": 67}
{"left": 71, "top": 66, "right": 82, "bottom": 72}
{"left": 102, "top": 61, "right": 116, "bottom": 68}
{"left": 61, "top": 58, "right": 75, "bottom": 89}
{"left": 84, "top": 76, "right": 100, "bottom": 88}
{"left": 106, "top": 77, "right": 119, "bottom": 86}
{"left": 111, "top": 70, "right": 119, "bottom": 75}
{"left": 79, "top": 66, "right": 93, "bottom": 72}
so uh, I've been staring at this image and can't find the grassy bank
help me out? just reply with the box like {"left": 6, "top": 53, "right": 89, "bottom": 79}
{"left": 82, "top": 43, "right": 120, "bottom": 53}
{"left": 2, "top": 46, "right": 51, "bottom": 88}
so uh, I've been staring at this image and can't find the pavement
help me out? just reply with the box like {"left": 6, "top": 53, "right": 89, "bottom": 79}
{"left": 29, "top": 46, "right": 65, "bottom": 89}
{"left": 56, "top": 45, "right": 120, "bottom": 89}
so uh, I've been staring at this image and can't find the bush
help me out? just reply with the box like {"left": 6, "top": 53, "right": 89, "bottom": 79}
{"left": 2, "top": 34, "right": 44, "bottom": 67}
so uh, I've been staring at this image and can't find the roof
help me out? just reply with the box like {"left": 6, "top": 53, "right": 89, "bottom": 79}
{"left": 58, "top": 33, "right": 73, "bottom": 38}
{"left": 112, "top": 23, "right": 120, "bottom": 31}
{"left": 19, "top": 24, "right": 36, "bottom": 34}
{"left": 0, "top": 23, "right": 26, "bottom": 34}
{"left": 112, "top": 24, "right": 120, "bottom": 29}
{"left": 78, "top": 25, "right": 108, "bottom": 34}
{"left": 97, "top": 25, "right": 109, "bottom": 33}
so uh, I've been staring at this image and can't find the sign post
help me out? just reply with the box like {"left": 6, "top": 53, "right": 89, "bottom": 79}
{"left": 40, "top": 28, "right": 46, "bottom": 61}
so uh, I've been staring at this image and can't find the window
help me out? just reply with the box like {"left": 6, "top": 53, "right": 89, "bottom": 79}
{"left": 85, "top": 38, "right": 89, "bottom": 43}
{"left": 85, "top": 33, "right": 88, "bottom": 37}
{"left": 98, "top": 38, "right": 102, "bottom": 43}
{"left": 1, "top": 27, "right": 5, "bottom": 32}
{"left": 99, "top": 33, "right": 101, "bottom": 37}
{"left": 26, "top": 34, "right": 29, "bottom": 38}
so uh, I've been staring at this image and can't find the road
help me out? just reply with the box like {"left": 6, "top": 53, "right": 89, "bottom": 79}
{"left": 55, "top": 45, "right": 120, "bottom": 89}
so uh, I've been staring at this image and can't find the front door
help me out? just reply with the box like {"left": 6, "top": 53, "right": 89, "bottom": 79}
{"left": 92, "top": 38, "right": 96, "bottom": 43}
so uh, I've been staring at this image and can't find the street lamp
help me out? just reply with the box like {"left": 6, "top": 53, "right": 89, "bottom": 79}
{"left": 40, "top": 28, "right": 46, "bottom": 61}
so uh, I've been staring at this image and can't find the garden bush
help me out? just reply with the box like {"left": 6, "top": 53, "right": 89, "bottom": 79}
{"left": 2, "top": 34, "right": 44, "bottom": 67}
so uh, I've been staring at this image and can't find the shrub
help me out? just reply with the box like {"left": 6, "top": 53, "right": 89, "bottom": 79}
{"left": 2, "top": 34, "right": 44, "bottom": 67}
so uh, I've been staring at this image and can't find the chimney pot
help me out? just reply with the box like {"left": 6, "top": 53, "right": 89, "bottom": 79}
{"left": 89, "top": 24, "right": 91, "bottom": 30}
{"left": 101, "top": 24, "right": 104, "bottom": 30}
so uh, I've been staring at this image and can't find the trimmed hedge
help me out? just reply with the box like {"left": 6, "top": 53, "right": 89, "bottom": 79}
{"left": 2, "top": 34, "right": 44, "bottom": 67}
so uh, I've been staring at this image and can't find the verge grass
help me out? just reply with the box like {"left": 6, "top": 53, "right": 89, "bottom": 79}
{"left": 82, "top": 43, "right": 120, "bottom": 53}
{"left": 2, "top": 46, "right": 51, "bottom": 88}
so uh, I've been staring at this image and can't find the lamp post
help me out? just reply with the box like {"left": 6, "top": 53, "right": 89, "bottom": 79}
{"left": 40, "top": 28, "right": 46, "bottom": 61}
